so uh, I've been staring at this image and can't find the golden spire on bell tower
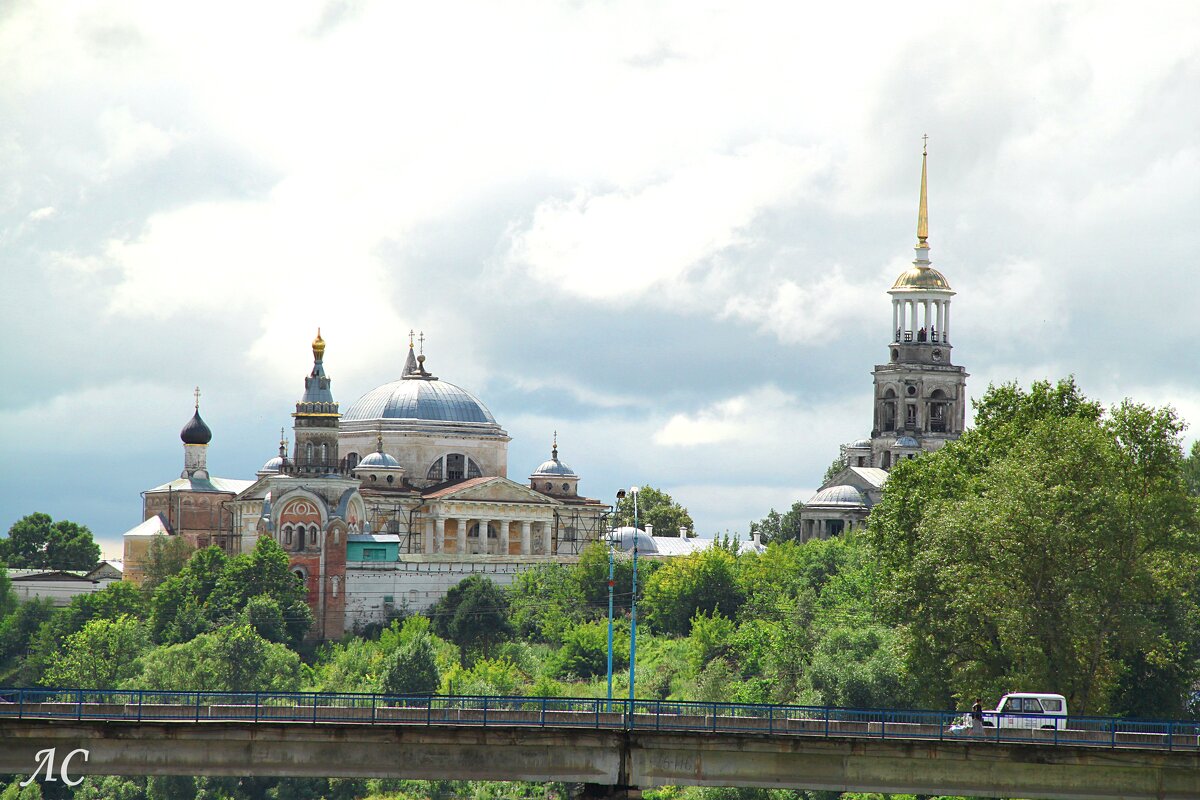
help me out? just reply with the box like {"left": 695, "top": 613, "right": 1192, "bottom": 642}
{"left": 312, "top": 328, "right": 326, "bottom": 361}
{"left": 916, "top": 134, "right": 929, "bottom": 247}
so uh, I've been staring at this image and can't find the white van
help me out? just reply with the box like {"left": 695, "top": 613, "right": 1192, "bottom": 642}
{"left": 985, "top": 693, "right": 1068, "bottom": 731}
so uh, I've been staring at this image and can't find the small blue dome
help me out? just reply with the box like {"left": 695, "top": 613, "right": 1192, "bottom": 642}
{"left": 808, "top": 485, "right": 867, "bottom": 508}
{"left": 358, "top": 450, "right": 401, "bottom": 469}
{"left": 180, "top": 410, "right": 212, "bottom": 445}
{"left": 895, "top": 436, "right": 920, "bottom": 448}
{"left": 849, "top": 438, "right": 872, "bottom": 450}
{"left": 260, "top": 455, "right": 284, "bottom": 473}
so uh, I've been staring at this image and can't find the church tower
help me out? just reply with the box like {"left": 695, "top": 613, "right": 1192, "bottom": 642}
{"left": 292, "top": 329, "right": 341, "bottom": 475}
{"left": 870, "top": 143, "right": 968, "bottom": 469}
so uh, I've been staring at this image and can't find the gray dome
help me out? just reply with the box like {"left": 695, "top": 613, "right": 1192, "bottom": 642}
{"left": 533, "top": 457, "right": 576, "bottom": 477}
{"left": 849, "top": 438, "right": 872, "bottom": 450}
{"left": 343, "top": 378, "right": 496, "bottom": 424}
{"left": 610, "top": 526, "right": 657, "bottom": 553}
{"left": 895, "top": 436, "right": 920, "bottom": 448}
{"left": 808, "top": 485, "right": 867, "bottom": 508}
{"left": 260, "top": 455, "right": 284, "bottom": 473}
{"left": 358, "top": 450, "right": 401, "bottom": 469}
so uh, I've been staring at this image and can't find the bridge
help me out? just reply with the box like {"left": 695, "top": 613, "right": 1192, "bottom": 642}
{"left": 2, "top": 689, "right": 1199, "bottom": 799}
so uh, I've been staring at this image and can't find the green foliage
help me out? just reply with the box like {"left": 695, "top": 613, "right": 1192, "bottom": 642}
{"left": 429, "top": 575, "right": 513, "bottom": 666}
{"left": 552, "top": 620, "right": 626, "bottom": 680}
{"left": 129, "top": 623, "right": 303, "bottom": 692}
{"left": 0, "top": 512, "right": 100, "bottom": 570}
{"left": 68, "top": 775, "right": 145, "bottom": 800}
{"left": 0, "top": 778, "right": 42, "bottom": 799}
{"left": 805, "top": 624, "right": 911, "bottom": 709}
{"left": 613, "top": 485, "right": 695, "bottom": 536}
{"left": 442, "top": 656, "right": 522, "bottom": 696}
{"left": 140, "top": 533, "right": 194, "bottom": 592}
{"left": 0, "top": 597, "right": 54, "bottom": 677}
{"left": 749, "top": 502, "right": 804, "bottom": 544}
{"left": 20, "top": 580, "right": 148, "bottom": 683}
{"left": 41, "top": 614, "right": 149, "bottom": 689}
{"left": 150, "top": 539, "right": 311, "bottom": 648}
{"left": 870, "top": 379, "right": 1200, "bottom": 715}
{"left": 823, "top": 455, "right": 848, "bottom": 484}
{"left": 381, "top": 632, "right": 440, "bottom": 696}
{"left": 506, "top": 562, "right": 582, "bottom": 643}
{"left": 643, "top": 547, "right": 744, "bottom": 636}
{"left": 686, "top": 612, "right": 735, "bottom": 674}
{"left": 571, "top": 541, "right": 637, "bottom": 619}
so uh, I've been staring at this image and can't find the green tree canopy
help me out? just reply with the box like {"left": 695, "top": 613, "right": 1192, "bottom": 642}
{"left": 128, "top": 623, "right": 303, "bottom": 693}
{"left": 140, "top": 533, "right": 194, "bottom": 592}
{"left": 41, "top": 614, "right": 150, "bottom": 689}
{"left": 429, "top": 575, "right": 513, "bottom": 666}
{"left": 642, "top": 547, "right": 744, "bottom": 636}
{"left": 0, "top": 512, "right": 100, "bottom": 570}
{"left": 748, "top": 502, "right": 804, "bottom": 544}
{"left": 870, "top": 378, "right": 1200, "bottom": 716}
{"left": 381, "top": 632, "right": 440, "bottom": 696}
{"left": 612, "top": 486, "right": 695, "bottom": 537}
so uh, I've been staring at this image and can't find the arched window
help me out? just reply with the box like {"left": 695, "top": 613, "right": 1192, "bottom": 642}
{"left": 882, "top": 388, "right": 897, "bottom": 432}
{"left": 283, "top": 525, "right": 293, "bottom": 546}
{"left": 346, "top": 452, "right": 359, "bottom": 470}
{"left": 320, "top": 443, "right": 327, "bottom": 463}
{"left": 929, "top": 389, "right": 948, "bottom": 433}
{"left": 467, "top": 458, "right": 482, "bottom": 479}
{"left": 427, "top": 458, "right": 444, "bottom": 482}
{"left": 446, "top": 454, "right": 465, "bottom": 480}
{"left": 305, "top": 442, "right": 313, "bottom": 463}
{"left": 883, "top": 451, "right": 892, "bottom": 469}
{"left": 309, "top": 526, "right": 319, "bottom": 546}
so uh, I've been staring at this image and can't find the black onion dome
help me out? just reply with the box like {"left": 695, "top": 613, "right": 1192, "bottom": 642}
{"left": 180, "top": 409, "right": 212, "bottom": 445}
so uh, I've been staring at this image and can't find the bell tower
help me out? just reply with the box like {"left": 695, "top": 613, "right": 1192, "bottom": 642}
{"left": 292, "top": 329, "right": 341, "bottom": 475}
{"left": 870, "top": 142, "right": 968, "bottom": 469}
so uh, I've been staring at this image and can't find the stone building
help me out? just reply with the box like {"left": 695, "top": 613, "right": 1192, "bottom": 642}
{"left": 801, "top": 145, "right": 968, "bottom": 538}
{"left": 124, "top": 333, "right": 609, "bottom": 639}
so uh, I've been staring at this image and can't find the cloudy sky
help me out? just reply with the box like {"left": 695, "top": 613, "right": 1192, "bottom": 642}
{"left": 3, "top": 1, "right": 1199, "bottom": 558}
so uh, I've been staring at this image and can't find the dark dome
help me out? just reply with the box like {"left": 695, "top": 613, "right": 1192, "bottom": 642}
{"left": 180, "top": 410, "right": 212, "bottom": 445}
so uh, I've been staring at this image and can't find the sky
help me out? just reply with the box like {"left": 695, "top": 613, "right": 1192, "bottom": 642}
{"left": 3, "top": 1, "right": 1200, "bottom": 559}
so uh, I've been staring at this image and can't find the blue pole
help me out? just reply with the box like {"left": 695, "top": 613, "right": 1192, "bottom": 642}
{"left": 629, "top": 488, "right": 639, "bottom": 705}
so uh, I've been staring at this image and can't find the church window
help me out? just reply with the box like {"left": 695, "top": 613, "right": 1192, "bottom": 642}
{"left": 467, "top": 458, "right": 482, "bottom": 479}
{"left": 320, "top": 443, "right": 327, "bottom": 463}
{"left": 305, "top": 442, "right": 313, "bottom": 463}
{"left": 427, "top": 458, "right": 444, "bottom": 481}
{"left": 310, "top": 526, "right": 319, "bottom": 546}
{"left": 545, "top": 482, "right": 552, "bottom": 491}
{"left": 906, "top": 404, "right": 917, "bottom": 427}
{"left": 883, "top": 451, "right": 892, "bottom": 468}
{"left": 346, "top": 452, "right": 359, "bottom": 469}
{"left": 562, "top": 483, "right": 569, "bottom": 492}
{"left": 284, "top": 526, "right": 292, "bottom": 545}
{"left": 446, "top": 453, "right": 465, "bottom": 480}
{"left": 386, "top": 474, "right": 394, "bottom": 484}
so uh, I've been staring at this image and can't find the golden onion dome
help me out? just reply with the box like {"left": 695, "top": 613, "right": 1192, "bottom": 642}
{"left": 891, "top": 265, "right": 951, "bottom": 291}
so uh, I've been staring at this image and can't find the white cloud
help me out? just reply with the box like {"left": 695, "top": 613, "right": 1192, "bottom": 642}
{"left": 27, "top": 206, "right": 55, "bottom": 221}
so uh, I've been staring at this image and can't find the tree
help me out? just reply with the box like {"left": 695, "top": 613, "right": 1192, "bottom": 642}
{"left": 429, "top": 576, "right": 513, "bottom": 666}
{"left": 140, "top": 534, "right": 194, "bottom": 592}
{"left": 41, "top": 614, "right": 149, "bottom": 689}
{"left": 507, "top": 562, "right": 582, "bottom": 644}
{"left": 552, "top": 620, "right": 626, "bottom": 680}
{"left": 20, "top": 581, "right": 148, "bottom": 683}
{"left": 209, "top": 537, "right": 311, "bottom": 647}
{"left": 748, "top": 502, "right": 804, "bottom": 544}
{"left": 1182, "top": 439, "right": 1200, "bottom": 496}
{"left": 129, "top": 624, "right": 303, "bottom": 693}
{"left": 612, "top": 486, "right": 695, "bottom": 537}
{"left": 381, "top": 633, "right": 440, "bottom": 696}
{"left": 870, "top": 379, "right": 1200, "bottom": 715}
{"left": 642, "top": 547, "right": 744, "bottom": 636}
{"left": 822, "top": 455, "right": 848, "bottom": 484}
{"left": 0, "top": 513, "right": 100, "bottom": 570}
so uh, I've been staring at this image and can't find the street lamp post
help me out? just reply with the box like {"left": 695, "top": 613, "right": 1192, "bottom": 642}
{"left": 628, "top": 485, "right": 640, "bottom": 706}
{"left": 606, "top": 490, "right": 624, "bottom": 709}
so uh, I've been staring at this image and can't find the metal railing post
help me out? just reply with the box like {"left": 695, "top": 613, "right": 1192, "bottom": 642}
{"left": 137, "top": 689, "right": 143, "bottom": 723}
{"left": 483, "top": 695, "right": 488, "bottom": 727}
{"left": 370, "top": 693, "right": 377, "bottom": 724}
{"left": 1168, "top": 721, "right": 1173, "bottom": 751}
{"left": 313, "top": 694, "right": 319, "bottom": 723}
{"left": 824, "top": 707, "right": 830, "bottom": 738}
{"left": 254, "top": 692, "right": 260, "bottom": 724}
{"left": 195, "top": 692, "right": 201, "bottom": 723}
{"left": 768, "top": 705, "right": 773, "bottom": 735}
{"left": 18, "top": 688, "right": 23, "bottom": 720}
{"left": 76, "top": 689, "right": 83, "bottom": 721}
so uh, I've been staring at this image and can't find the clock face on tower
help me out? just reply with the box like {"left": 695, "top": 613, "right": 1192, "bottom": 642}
{"left": 932, "top": 349, "right": 943, "bottom": 363}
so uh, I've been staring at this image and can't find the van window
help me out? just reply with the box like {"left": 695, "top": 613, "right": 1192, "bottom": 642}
{"left": 1041, "top": 698, "right": 1062, "bottom": 712}
{"left": 1024, "top": 698, "right": 1045, "bottom": 712}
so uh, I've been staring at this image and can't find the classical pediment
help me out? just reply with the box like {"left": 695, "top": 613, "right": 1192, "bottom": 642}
{"left": 425, "top": 476, "right": 558, "bottom": 506}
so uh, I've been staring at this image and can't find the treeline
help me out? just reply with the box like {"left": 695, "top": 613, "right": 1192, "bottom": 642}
{"left": 1, "top": 377, "right": 1199, "bottom": 800}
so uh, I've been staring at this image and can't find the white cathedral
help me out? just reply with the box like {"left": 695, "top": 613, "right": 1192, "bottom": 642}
{"left": 799, "top": 146, "right": 968, "bottom": 541}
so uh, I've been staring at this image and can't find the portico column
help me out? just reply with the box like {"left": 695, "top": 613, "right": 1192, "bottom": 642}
{"left": 520, "top": 520, "right": 532, "bottom": 555}
{"left": 542, "top": 521, "right": 553, "bottom": 555}
{"left": 424, "top": 518, "right": 434, "bottom": 554}
{"left": 936, "top": 301, "right": 944, "bottom": 339}
{"left": 892, "top": 300, "right": 899, "bottom": 340}
{"left": 498, "top": 518, "right": 510, "bottom": 555}
{"left": 909, "top": 300, "right": 917, "bottom": 336}
{"left": 457, "top": 518, "right": 469, "bottom": 555}
{"left": 434, "top": 517, "right": 445, "bottom": 554}
{"left": 477, "top": 518, "right": 491, "bottom": 555}
{"left": 944, "top": 303, "right": 951, "bottom": 344}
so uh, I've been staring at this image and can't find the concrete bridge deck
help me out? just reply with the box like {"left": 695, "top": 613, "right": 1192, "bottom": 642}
{"left": 1, "top": 691, "right": 1197, "bottom": 799}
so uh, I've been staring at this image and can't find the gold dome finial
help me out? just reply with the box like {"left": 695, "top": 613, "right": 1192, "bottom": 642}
{"left": 312, "top": 328, "right": 326, "bottom": 361}
{"left": 194, "top": 386, "right": 201, "bottom": 410}
{"left": 552, "top": 430, "right": 558, "bottom": 460}
{"left": 916, "top": 135, "right": 929, "bottom": 248}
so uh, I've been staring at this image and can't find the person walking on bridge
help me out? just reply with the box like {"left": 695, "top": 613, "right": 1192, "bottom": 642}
{"left": 970, "top": 698, "right": 984, "bottom": 733}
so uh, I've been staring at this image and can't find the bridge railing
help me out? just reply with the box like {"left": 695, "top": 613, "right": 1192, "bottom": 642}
{"left": 2, "top": 688, "right": 1198, "bottom": 751}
